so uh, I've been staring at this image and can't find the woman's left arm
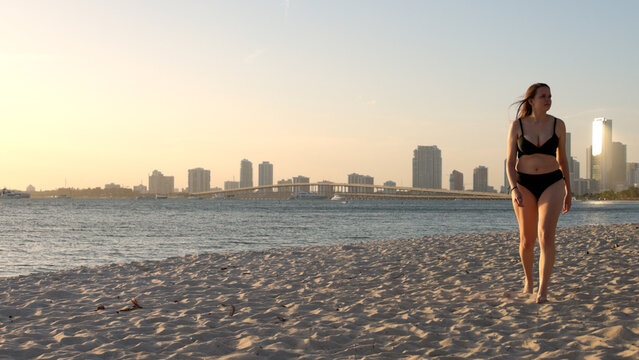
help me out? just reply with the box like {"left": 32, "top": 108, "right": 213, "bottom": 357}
{"left": 556, "top": 119, "right": 572, "bottom": 213}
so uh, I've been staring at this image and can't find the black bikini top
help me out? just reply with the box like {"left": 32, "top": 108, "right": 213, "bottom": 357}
{"left": 517, "top": 117, "right": 558, "bottom": 158}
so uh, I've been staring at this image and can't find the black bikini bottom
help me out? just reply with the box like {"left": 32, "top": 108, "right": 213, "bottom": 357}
{"left": 516, "top": 170, "right": 564, "bottom": 200}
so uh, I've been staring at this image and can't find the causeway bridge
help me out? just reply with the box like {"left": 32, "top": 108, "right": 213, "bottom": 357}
{"left": 193, "top": 183, "right": 509, "bottom": 200}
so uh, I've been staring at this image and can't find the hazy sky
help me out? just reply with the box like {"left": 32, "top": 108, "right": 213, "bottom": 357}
{"left": 2, "top": 0, "right": 638, "bottom": 191}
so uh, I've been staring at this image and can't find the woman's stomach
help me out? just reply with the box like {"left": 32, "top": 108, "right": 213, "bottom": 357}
{"left": 516, "top": 155, "right": 560, "bottom": 174}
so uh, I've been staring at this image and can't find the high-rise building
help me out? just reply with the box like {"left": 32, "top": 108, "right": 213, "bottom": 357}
{"left": 258, "top": 161, "right": 274, "bottom": 192}
{"left": 449, "top": 170, "right": 464, "bottom": 191}
{"left": 188, "top": 168, "right": 211, "bottom": 193}
{"left": 383, "top": 180, "right": 397, "bottom": 194}
{"left": 224, "top": 181, "right": 240, "bottom": 190}
{"left": 566, "top": 131, "right": 581, "bottom": 189}
{"left": 473, "top": 166, "right": 488, "bottom": 192}
{"left": 412, "top": 145, "right": 442, "bottom": 189}
{"left": 292, "top": 175, "right": 310, "bottom": 193}
{"left": 610, "top": 142, "right": 627, "bottom": 191}
{"left": 627, "top": 163, "right": 639, "bottom": 188}
{"left": 277, "top": 179, "right": 293, "bottom": 193}
{"left": 503, "top": 159, "right": 509, "bottom": 193}
{"left": 348, "top": 173, "right": 374, "bottom": 193}
{"left": 589, "top": 118, "right": 613, "bottom": 192}
{"left": 318, "top": 180, "right": 336, "bottom": 198}
{"left": 569, "top": 157, "right": 580, "bottom": 191}
{"left": 149, "top": 170, "right": 174, "bottom": 195}
{"left": 587, "top": 118, "right": 628, "bottom": 192}
{"left": 26, "top": 185, "right": 36, "bottom": 193}
{"left": 240, "top": 159, "right": 253, "bottom": 188}
{"left": 572, "top": 179, "right": 589, "bottom": 196}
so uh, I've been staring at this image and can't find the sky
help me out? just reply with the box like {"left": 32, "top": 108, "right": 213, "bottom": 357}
{"left": 1, "top": 0, "right": 638, "bottom": 191}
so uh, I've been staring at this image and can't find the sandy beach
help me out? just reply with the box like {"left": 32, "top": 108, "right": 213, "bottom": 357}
{"left": 1, "top": 223, "right": 637, "bottom": 359}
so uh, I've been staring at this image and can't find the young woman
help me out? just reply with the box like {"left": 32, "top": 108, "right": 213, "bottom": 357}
{"left": 506, "top": 83, "right": 571, "bottom": 304}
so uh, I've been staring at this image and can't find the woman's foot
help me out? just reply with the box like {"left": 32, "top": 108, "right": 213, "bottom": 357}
{"left": 535, "top": 294, "right": 548, "bottom": 304}
{"left": 523, "top": 282, "right": 534, "bottom": 294}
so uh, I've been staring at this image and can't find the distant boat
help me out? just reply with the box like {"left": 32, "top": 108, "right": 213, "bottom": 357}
{"left": 187, "top": 196, "right": 203, "bottom": 200}
{"left": 0, "top": 188, "right": 30, "bottom": 199}
{"left": 155, "top": 194, "right": 168, "bottom": 199}
{"left": 330, "top": 194, "right": 345, "bottom": 201}
{"left": 53, "top": 195, "right": 69, "bottom": 199}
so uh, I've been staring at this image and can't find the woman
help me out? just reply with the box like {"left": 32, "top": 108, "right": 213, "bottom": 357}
{"left": 506, "top": 83, "right": 571, "bottom": 304}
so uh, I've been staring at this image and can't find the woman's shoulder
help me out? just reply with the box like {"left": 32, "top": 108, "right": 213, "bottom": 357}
{"left": 552, "top": 115, "right": 566, "bottom": 128}
{"left": 551, "top": 115, "right": 567, "bottom": 135}
{"left": 509, "top": 118, "right": 522, "bottom": 136}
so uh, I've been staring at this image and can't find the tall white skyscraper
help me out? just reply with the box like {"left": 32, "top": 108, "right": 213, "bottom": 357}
{"left": 240, "top": 159, "right": 253, "bottom": 188}
{"left": 412, "top": 145, "right": 442, "bottom": 189}
{"left": 589, "top": 118, "right": 613, "bottom": 192}
{"left": 258, "top": 161, "right": 274, "bottom": 192}
{"left": 188, "top": 168, "right": 211, "bottom": 193}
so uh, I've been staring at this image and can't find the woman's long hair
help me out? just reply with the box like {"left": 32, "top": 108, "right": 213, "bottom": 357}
{"left": 513, "top": 83, "right": 550, "bottom": 120}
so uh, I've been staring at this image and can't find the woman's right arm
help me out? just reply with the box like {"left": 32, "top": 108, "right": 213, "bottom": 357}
{"left": 506, "top": 121, "right": 523, "bottom": 206}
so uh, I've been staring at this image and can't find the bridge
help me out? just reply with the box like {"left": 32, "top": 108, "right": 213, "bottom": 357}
{"left": 193, "top": 183, "right": 509, "bottom": 200}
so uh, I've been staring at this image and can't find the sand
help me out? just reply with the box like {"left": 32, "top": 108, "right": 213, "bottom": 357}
{"left": 1, "top": 223, "right": 637, "bottom": 359}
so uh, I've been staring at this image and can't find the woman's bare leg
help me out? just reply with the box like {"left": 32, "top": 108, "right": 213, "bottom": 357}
{"left": 512, "top": 185, "right": 538, "bottom": 294}
{"left": 536, "top": 179, "right": 565, "bottom": 303}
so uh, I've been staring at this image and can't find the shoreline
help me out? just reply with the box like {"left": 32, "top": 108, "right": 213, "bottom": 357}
{"left": 2, "top": 219, "right": 637, "bottom": 280}
{"left": 1, "top": 223, "right": 637, "bottom": 358}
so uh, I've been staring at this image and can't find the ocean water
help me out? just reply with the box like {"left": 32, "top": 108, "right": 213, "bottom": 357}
{"left": 1, "top": 198, "right": 637, "bottom": 278}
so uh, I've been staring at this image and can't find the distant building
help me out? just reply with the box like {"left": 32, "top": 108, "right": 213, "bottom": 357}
{"left": 149, "top": 170, "right": 174, "bottom": 195}
{"left": 318, "top": 180, "right": 335, "bottom": 198}
{"left": 503, "top": 159, "right": 508, "bottom": 192}
{"left": 449, "top": 170, "right": 464, "bottom": 191}
{"left": 105, "top": 183, "right": 121, "bottom": 189}
{"left": 224, "top": 181, "right": 240, "bottom": 190}
{"left": 26, "top": 184, "right": 35, "bottom": 193}
{"left": 277, "top": 179, "right": 293, "bottom": 193}
{"left": 627, "top": 163, "right": 639, "bottom": 188}
{"left": 383, "top": 180, "right": 397, "bottom": 194}
{"left": 348, "top": 173, "right": 374, "bottom": 193}
{"left": 611, "top": 142, "right": 627, "bottom": 191}
{"left": 188, "top": 168, "right": 211, "bottom": 193}
{"left": 133, "top": 184, "right": 147, "bottom": 193}
{"left": 588, "top": 118, "right": 613, "bottom": 192}
{"left": 572, "top": 178, "right": 589, "bottom": 196}
{"left": 587, "top": 118, "right": 628, "bottom": 192}
{"left": 258, "top": 161, "right": 274, "bottom": 192}
{"left": 473, "top": 166, "right": 488, "bottom": 192}
{"left": 240, "top": 159, "right": 253, "bottom": 188}
{"left": 412, "top": 145, "right": 442, "bottom": 189}
{"left": 569, "top": 157, "right": 580, "bottom": 191}
{"left": 292, "top": 175, "right": 310, "bottom": 194}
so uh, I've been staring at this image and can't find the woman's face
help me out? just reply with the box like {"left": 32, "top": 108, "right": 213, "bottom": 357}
{"left": 529, "top": 86, "right": 552, "bottom": 113}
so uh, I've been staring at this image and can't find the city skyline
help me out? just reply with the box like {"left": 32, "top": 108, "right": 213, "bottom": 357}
{"left": 2, "top": 1, "right": 638, "bottom": 191}
{"left": 10, "top": 126, "right": 635, "bottom": 193}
